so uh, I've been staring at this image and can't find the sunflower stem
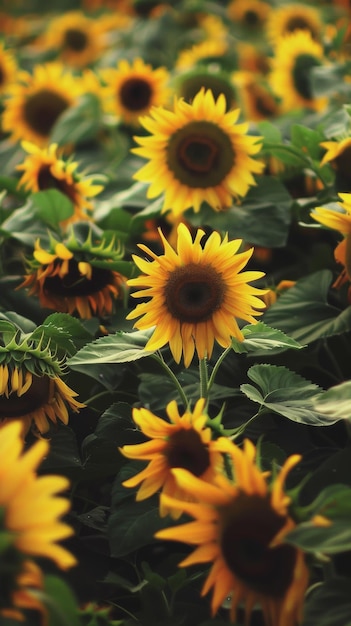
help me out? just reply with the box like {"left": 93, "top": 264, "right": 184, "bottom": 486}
{"left": 199, "top": 356, "right": 209, "bottom": 399}
{"left": 151, "top": 353, "right": 189, "bottom": 408}
{"left": 207, "top": 346, "right": 232, "bottom": 394}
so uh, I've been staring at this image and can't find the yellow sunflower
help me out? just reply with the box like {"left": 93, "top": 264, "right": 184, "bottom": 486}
{"left": 175, "top": 39, "right": 229, "bottom": 71}
{"left": 227, "top": 0, "right": 272, "bottom": 29}
{"left": 156, "top": 438, "right": 309, "bottom": 626}
{"left": 320, "top": 137, "right": 351, "bottom": 191}
{"left": 16, "top": 141, "right": 104, "bottom": 226}
{"left": 1, "top": 560, "right": 46, "bottom": 624}
{"left": 120, "top": 398, "right": 223, "bottom": 519}
{"left": 0, "top": 328, "right": 84, "bottom": 436}
{"left": 266, "top": 3, "right": 323, "bottom": 45}
{"left": 39, "top": 11, "right": 108, "bottom": 68}
{"left": 0, "top": 420, "right": 76, "bottom": 619}
{"left": 100, "top": 57, "right": 171, "bottom": 126}
{"left": 127, "top": 223, "right": 267, "bottom": 367}
{"left": 2, "top": 63, "right": 83, "bottom": 147}
{"left": 0, "top": 42, "right": 17, "bottom": 96}
{"left": 269, "top": 30, "right": 328, "bottom": 113}
{"left": 233, "top": 71, "right": 280, "bottom": 121}
{"left": 19, "top": 236, "right": 129, "bottom": 320}
{"left": 132, "top": 88, "right": 264, "bottom": 216}
{"left": 175, "top": 67, "right": 237, "bottom": 111}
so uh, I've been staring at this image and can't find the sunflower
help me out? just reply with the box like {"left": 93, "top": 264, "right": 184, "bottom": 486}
{"left": 233, "top": 71, "right": 280, "bottom": 121}
{"left": 0, "top": 421, "right": 76, "bottom": 619}
{"left": 39, "top": 11, "right": 108, "bottom": 68}
{"left": 175, "top": 67, "right": 237, "bottom": 111}
{"left": 269, "top": 30, "right": 328, "bottom": 113}
{"left": 266, "top": 3, "right": 323, "bottom": 45}
{"left": 120, "top": 398, "right": 223, "bottom": 519}
{"left": 319, "top": 137, "right": 351, "bottom": 192}
{"left": 156, "top": 438, "right": 309, "bottom": 626}
{"left": 132, "top": 88, "right": 264, "bottom": 216}
{"left": 2, "top": 63, "right": 83, "bottom": 147}
{"left": 0, "top": 42, "right": 17, "bottom": 96}
{"left": 100, "top": 57, "right": 171, "bottom": 126}
{"left": 16, "top": 141, "right": 104, "bottom": 226}
{"left": 0, "top": 325, "right": 84, "bottom": 436}
{"left": 175, "top": 39, "right": 229, "bottom": 71}
{"left": 127, "top": 223, "right": 267, "bottom": 367}
{"left": 19, "top": 234, "right": 130, "bottom": 320}
{"left": 227, "top": 0, "right": 272, "bottom": 30}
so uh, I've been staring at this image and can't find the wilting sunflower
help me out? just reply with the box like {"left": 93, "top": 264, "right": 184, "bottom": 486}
{"left": 0, "top": 42, "right": 17, "bottom": 96}
{"left": 2, "top": 63, "right": 83, "bottom": 147}
{"left": 156, "top": 438, "right": 309, "bottom": 626}
{"left": 227, "top": 0, "right": 272, "bottom": 30}
{"left": 0, "top": 560, "right": 46, "bottom": 624}
{"left": 0, "top": 323, "right": 84, "bottom": 436}
{"left": 19, "top": 232, "right": 131, "bottom": 320}
{"left": 38, "top": 10, "right": 108, "bottom": 68}
{"left": 266, "top": 3, "right": 323, "bottom": 44}
{"left": 132, "top": 88, "right": 264, "bottom": 216}
{"left": 175, "top": 39, "right": 229, "bottom": 71}
{"left": 0, "top": 421, "right": 76, "bottom": 619}
{"left": 120, "top": 398, "right": 223, "bottom": 519}
{"left": 311, "top": 192, "right": 351, "bottom": 289}
{"left": 233, "top": 71, "right": 280, "bottom": 121}
{"left": 16, "top": 141, "right": 104, "bottom": 226}
{"left": 127, "top": 223, "right": 266, "bottom": 367}
{"left": 319, "top": 137, "right": 351, "bottom": 192}
{"left": 269, "top": 30, "right": 328, "bottom": 113}
{"left": 100, "top": 57, "right": 171, "bottom": 126}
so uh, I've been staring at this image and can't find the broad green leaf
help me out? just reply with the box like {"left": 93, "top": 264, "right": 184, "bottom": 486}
{"left": 256, "top": 120, "right": 282, "bottom": 143}
{"left": 0, "top": 201, "right": 50, "bottom": 246}
{"left": 286, "top": 519, "right": 351, "bottom": 554}
{"left": 240, "top": 364, "right": 337, "bottom": 425}
{"left": 262, "top": 270, "right": 351, "bottom": 344}
{"left": 67, "top": 328, "right": 154, "bottom": 368}
{"left": 30, "top": 189, "right": 74, "bottom": 228}
{"left": 303, "top": 484, "right": 351, "bottom": 519}
{"left": 312, "top": 380, "right": 351, "bottom": 421}
{"left": 290, "top": 124, "right": 324, "bottom": 160}
{"left": 50, "top": 93, "right": 102, "bottom": 145}
{"left": 302, "top": 577, "right": 351, "bottom": 626}
{"left": 231, "top": 322, "right": 304, "bottom": 354}
{"left": 37, "top": 575, "right": 80, "bottom": 626}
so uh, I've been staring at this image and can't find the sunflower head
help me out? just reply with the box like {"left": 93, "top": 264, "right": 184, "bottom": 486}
{"left": 127, "top": 222, "right": 267, "bottom": 367}
{"left": 175, "top": 39, "right": 229, "bottom": 71}
{"left": 19, "top": 229, "right": 132, "bottom": 320}
{"left": 227, "top": 0, "right": 272, "bottom": 30}
{"left": 269, "top": 29, "right": 328, "bottom": 112}
{"left": 0, "top": 42, "right": 17, "bottom": 96}
{"left": 132, "top": 87, "right": 264, "bottom": 216}
{"left": 266, "top": 3, "right": 324, "bottom": 45}
{"left": 2, "top": 63, "right": 83, "bottom": 147}
{"left": 320, "top": 138, "right": 351, "bottom": 192}
{"left": 120, "top": 398, "right": 224, "bottom": 518}
{"left": 156, "top": 438, "right": 309, "bottom": 626}
{"left": 175, "top": 67, "right": 237, "bottom": 111}
{"left": 0, "top": 320, "right": 84, "bottom": 436}
{"left": 16, "top": 141, "right": 104, "bottom": 226}
{"left": 100, "top": 57, "right": 171, "bottom": 126}
{"left": 233, "top": 71, "right": 280, "bottom": 121}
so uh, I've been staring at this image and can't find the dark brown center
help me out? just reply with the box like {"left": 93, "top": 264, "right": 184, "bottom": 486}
{"left": 119, "top": 78, "right": 153, "bottom": 112}
{"left": 165, "top": 428, "right": 210, "bottom": 476}
{"left": 37, "top": 165, "right": 77, "bottom": 204}
{"left": 43, "top": 259, "right": 114, "bottom": 297}
{"left": 0, "top": 374, "right": 50, "bottom": 417}
{"left": 23, "top": 90, "right": 70, "bottom": 138}
{"left": 63, "top": 28, "right": 89, "bottom": 52}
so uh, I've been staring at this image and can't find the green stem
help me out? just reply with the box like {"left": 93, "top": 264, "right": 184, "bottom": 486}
{"left": 151, "top": 353, "right": 189, "bottom": 408}
{"left": 207, "top": 346, "right": 232, "bottom": 394}
{"left": 230, "top": 408, "right": 265, "bottom": 440}
{"left": 199, "top": 356, "right": 209, "bottom": 399}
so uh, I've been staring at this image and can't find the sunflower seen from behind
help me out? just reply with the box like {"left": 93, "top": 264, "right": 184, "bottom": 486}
{"left": 127, "top": 223, "right": 267, "bottom": 367}
{"left": 120, "top": 398, "right": 223, "bottom": 519}
{"left": 100, "top": 57, "right": 171, "bottom": 126}
{"left": 16, "top": 141, "right": 104, "bottom": 227}
{"left": 132, "top": 88, "right": 264, "bottom": 216}
{"left": 0, "top": 420, "right": 76, "bottom": 620}
{"left": 2, "top": 63, "right": 83, "bottom": 147}
{"left": 156, "top": 438, "right": 309, "bottom": 626}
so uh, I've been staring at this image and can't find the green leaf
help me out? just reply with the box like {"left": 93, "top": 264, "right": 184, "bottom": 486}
{"left": 36, "top": 575, "right": 80, "bottom": 626}
{"left": 262, "top": 270, "right": 351, "bottom": 344}
{"left": 256, "top": 120, "right": 282, "bottom": 144}
{"left": 0, "top": 202, "right": 49, "bottom": 246}
{"left": 240, "top": 364, "right": 337, "bottom": 425}
{"left": 312, "top": 380, "right": 351, "bottom": 421}
{"left": 67, "top": 328, "right": 154, "bottom": 368}
{"left": 286, "top": 519, "right": 351, "bottom": 555}
{"left": 290, "top": 124, "right": 324, "bottom": 160}
{"left": 50, "top": 93, "right": 102, "bottom": 145}
{"left": 302, "top": 578, "right": 351, "bottom": 626}
{"left": 231, "top": 322, "right": 304, "bottom": 354}
{"left": 30, "top": 189, "right": 74, "bottom": 228}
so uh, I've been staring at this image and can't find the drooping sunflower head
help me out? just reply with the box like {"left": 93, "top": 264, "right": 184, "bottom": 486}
{"left": 19, "top": 229, "right": 132, "bottom": 320}
{"left": 38, "top": 10, "right": 108, "bottom": 68}
{"left": 127, "top": 222, "right": 267, "bottom": 367}
{"left": 233, "top": 71, "right": 281, "bottom": 121}
{"left": 269, "top": 30, "right": 328, "bottom": 113}
{"left": 320, "top": 138, "right": 351, "bottom": 192}
{"left": 0, "top": 42, "right": 17, "bottom": 97}
{"left": 156, "top": 438, "right": 309, "bottom": 626}
{"left": 266, "top": 3, "right": 324, "bottom": 45}
{"left": 16, "top": 141, "right": 104, "bottom": 225}
{"left": 132, "top": 88, "right": 264, "bottom": 216}
{"left": 227, "top": 0, "right": 272, "bottom": 31}
{"left": 0, "top": 420, "right": 76, "bottom": 619}
{"left": 0, "top": 322, "right": 84, "bottom": 436}
{"left": 2, "top": 63, "right": 83, "bottom": 147}
{"left": 120, "top": 398, "right": 224, "bottom": 518}
{"left": 100, "top": 57, "right": 171, "bottom": 126}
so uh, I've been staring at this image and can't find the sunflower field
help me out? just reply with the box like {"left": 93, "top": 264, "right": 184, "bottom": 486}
{"left": 1, "top": 0, "right": 351, "bottom": 625}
